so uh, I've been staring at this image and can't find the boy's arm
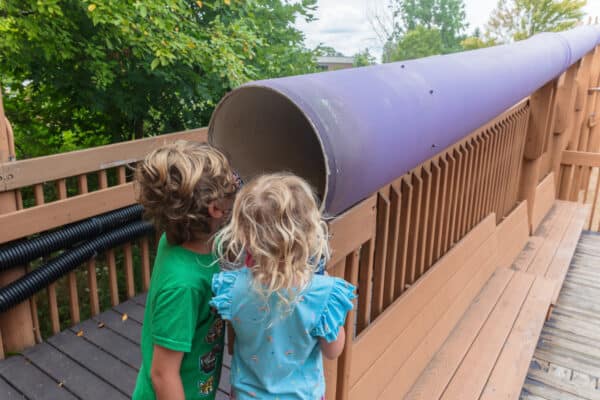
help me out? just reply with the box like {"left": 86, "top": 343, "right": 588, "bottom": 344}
{"left": 151, "top": 345, "right": 185, "bottom": 400}
{"left": 319, "top": 326, "right": 346, "bottom": 360}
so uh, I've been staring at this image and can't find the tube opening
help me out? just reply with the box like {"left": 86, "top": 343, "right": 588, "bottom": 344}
{"left": 209, "top": 86, "right": 328, "bottom": 206}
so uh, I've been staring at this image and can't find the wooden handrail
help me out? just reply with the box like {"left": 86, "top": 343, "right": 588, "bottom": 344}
{"left": 0, "top": 183, "right": 135, "bottom": 244}
{"left": 0, "top": 128, "right": 206, "bottom": 192}
{"left": 561, "top": 150, "right": 600, "bottom": 167}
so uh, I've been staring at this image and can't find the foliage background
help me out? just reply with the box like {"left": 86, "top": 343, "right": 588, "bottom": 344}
{"left": 0, "top": 0, "right": 319, "bottom": 158}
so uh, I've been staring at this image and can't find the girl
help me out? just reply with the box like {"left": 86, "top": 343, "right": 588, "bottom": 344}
{"left": 211, "top": 173, "right": 356, "bottom": 400}
{"left": 132, "top": 141, "right": 238, "bottom": 400}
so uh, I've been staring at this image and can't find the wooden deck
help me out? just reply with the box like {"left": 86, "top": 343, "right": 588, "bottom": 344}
{"left": 521, "top": 231, "right": 600, "bottom": 400}
{"left": 0, "top": 202, "right": 593, "bottom": 400}
{"left": 0, "top": 294, "right": 231, "bottom": 400}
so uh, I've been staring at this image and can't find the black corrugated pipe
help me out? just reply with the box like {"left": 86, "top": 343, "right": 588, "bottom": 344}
{"left": 0, "top": 220, "right": 154, "bottom": 313}
{"left": 0, "top": 205, "right": 144, "bottom": 271}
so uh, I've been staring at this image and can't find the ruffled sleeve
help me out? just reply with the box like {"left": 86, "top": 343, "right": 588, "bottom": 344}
{"left": 311, "top": 278, "right": 357, "bottom": 342}
{"left": 209, "top": 271, "right": 239, "bottom": 321}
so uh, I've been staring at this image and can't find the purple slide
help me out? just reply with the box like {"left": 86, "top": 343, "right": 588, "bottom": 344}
{"left": 209, "top": 26, "right": 600, "bottom": 216}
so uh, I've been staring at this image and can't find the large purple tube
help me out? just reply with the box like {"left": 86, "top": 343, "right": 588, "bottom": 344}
{"left": 209, "top": 26, "right": 600, "bottom": 215}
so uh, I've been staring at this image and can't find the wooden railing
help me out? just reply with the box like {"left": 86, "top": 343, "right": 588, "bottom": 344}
{"left": 1, "top": 43, "right": 599, "bottom": 400}
{"left": 0, "top": 119, "right": 207, "bottom": 352}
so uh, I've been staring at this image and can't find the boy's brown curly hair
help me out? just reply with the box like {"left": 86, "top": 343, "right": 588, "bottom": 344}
{"left": 134, "top": 140, "right": 236, "bottom": 245}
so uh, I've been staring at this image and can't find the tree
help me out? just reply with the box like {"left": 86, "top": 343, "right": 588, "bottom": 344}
{"left": 353, "top": 49, "right": 376, "bottom": 67}
{"left": 486, "top": 0, "right": 586, "bottom": 43}
{"left": 0, "top": 0, "right": 317, "bottom": 158}
{"left": 391, "top": 0, "right": 468, "bottom": 53}
{"left": 315, "top": 46, "right": 345, "bottom": 57}
{"left": 383, "top": 26, "right": 443, "bottom": 62}
{"left": 460, "top": 28, "right": 498, "bottom": 50}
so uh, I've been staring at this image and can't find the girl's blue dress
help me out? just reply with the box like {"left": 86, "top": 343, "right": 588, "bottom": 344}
{"left": 210, "top": 268, "right": 356, "bottom": 400}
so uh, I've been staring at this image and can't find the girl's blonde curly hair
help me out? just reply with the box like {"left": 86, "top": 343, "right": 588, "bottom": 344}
{"left": 135, "top": 140, "right": 236, "bottom": 245}
{"left": 216, "top": 173, "right": 330, "bottom": 306}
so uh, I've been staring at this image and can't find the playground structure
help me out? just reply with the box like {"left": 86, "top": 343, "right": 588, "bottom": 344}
{"left": 2, "top": 25, "right": 600, "bottom": 399}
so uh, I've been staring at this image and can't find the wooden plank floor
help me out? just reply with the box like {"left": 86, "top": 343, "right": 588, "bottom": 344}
{"left": 521, "top": 231, "right": 600, "bottom": 400}
{"left": 0, "top": 294, "right": 231, "bottom": 400}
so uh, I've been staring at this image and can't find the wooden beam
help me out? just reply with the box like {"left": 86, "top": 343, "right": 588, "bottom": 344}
{"left": 0, "top": 129, "right": 206, "bottom": 192}
{"left": 561, "top": 150, "right": 600, "bottom": 167}
{"left": 0, "top": 183, "right": 135, "bottom": 243}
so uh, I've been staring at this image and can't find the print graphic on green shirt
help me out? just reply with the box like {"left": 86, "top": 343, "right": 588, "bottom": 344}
{"left": 132, "top": 234, "right": 224, "bottom": 400}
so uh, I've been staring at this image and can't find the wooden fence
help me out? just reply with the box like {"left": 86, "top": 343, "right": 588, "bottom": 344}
{"left": 1, "top": 42, "right": 599, "bottom": 400}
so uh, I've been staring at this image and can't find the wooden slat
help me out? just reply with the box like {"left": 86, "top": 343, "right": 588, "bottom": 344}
{"left": 371, "top": 190, "right": 390, "bottom": 320}
{"left": 357, "top": 239, "right": 374, "bottom": 333}
{"left": 531, "top": 173, "right": 557, "bottom": 233}
{"left": 404, "top": 268, "right": 515, "bottom": 400}
{"left": 117, "top": 166, "right": 136, "bottom": 299}
{"left": 426, "top": 161, "right": 441, "bottom": 268}
{"left": 497, "top": 118, "right": 514, "bottom": 219}
{"left": 478, "top": 131, "right": 494, "bottom": 220}
{"left": 349, "top": 217, "right": 498, "bottom": 399}
{"left": 0, "top": 183, "right": 135, "bottom": 243}
{"left": 336, "top": 251, "right": 360, "bottom": 400}
{"left": 0, "top": 129, "right": 206, "bottom": 191}
{"left": 503, "top": 114, "right": 521, "bottom": 216}
{"left": 528, "top": 202, "right": 577, "bottom": 277}
{"left": 106, "top": 250, "right": 120, "bottom": 307}
{"left": 383, "top": 183, "right": 401, "bottom": 308}
{"left": 395, "top": 178, "right": 412, "bottom": 298}
{"left": 589, "top": 168, "right": 600, "bottom": 230}
{"left": 513, "top": 108, "right": 531, "bottom": 209}
{"left": 440, "top": 272, "right": 535, "bottom": 400}
{"left": 488, "top": 126, "right": 503, "bottom": 218}
{"left": 324, "top": 260, "right": 345, "bottom": 400}
{"left": 377, "top": 236, "right": 499, "bottom": 400}
{"left": 349, "top": 214, "right": 496, "bottom": 388}
{"left": 57, "top": 179, "right": 81, "bottom": 326}
{"left": 70, "top": 319, "right": 141, "bottom": 370}
{"left": 524, "top": 80, "right": 556, "bottom": 160}
{"left": 459, "top": 142, "right": 474, "bottom": 237}
{"left": 450, "top": 146, "right": 467, "bottom": 243}
{"left": 93, "top": 310, "right": 141, "bottom": 345}
{"left": 113, "top": 300, "right": 145, "bottom": 324}
{"left": 434, "top": 157, "right": 449, "bottom": 261}
{"left": 496, "top": 201, "right": 529, "bottom": 269}
{"left": 407, "top": 174, "right": 422, "bottom": 284}
{"left": 467, "top": 136, "right": 483, "bottom": 230}
{"left": 0, "top": 376, "right": 24, "bottom": 399}
{"left": 140, "top": 238, "right": 151, "bottom": 292}
{"left": 47, "top": 284, "right": 60, "bottom": 335}
{"left": 417, "top": 167, "right": 431, "bottom": 277}
{"left": 0, "top": 354, "right": 78, "bottom": 400}
{"left": 442, "top": 153, "right": 456, "bottom": 251}
{"left": 480, "top": 277, "right": 558, "bottom": 400}
{"left": 512, "top": 237, "right": 544, "bottom": 271}
{"left": 546, "top": 205, "right": 589, "bottom": 303}
{"left": 24, "top": 341, "right": 129, "bottom": 399}
{"left": 47, "top": 330, "right": 137, "bottom": 395}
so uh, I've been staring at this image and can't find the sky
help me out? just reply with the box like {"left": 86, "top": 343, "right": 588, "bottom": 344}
{"left": 296, "top": 0, "right": 600, "bottom": 61}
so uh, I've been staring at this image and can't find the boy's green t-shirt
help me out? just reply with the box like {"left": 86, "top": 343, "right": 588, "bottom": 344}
{"left": 132, "top": 235, "right": 224, "bottom": 400}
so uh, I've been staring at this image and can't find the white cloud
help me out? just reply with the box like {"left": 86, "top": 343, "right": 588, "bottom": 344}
{"left": 297, "top": 0, "right": 600, "bottom": 62}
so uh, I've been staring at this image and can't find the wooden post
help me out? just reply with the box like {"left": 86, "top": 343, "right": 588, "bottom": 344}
{"left": 559, "top": 50, "right": 596, "bottom": 199}
{"left": 549, "top": 63, "right": 580, "bottom": 186}
{"left": 519, "top": 80, "right": 557, "bottom": 232}
{"left": 0, "top": 88, "right": 35, "bottom": 354}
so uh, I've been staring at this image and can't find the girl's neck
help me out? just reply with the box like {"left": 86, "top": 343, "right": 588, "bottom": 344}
{"left": 182, "top": 236, "right": 213, "bottom": 255}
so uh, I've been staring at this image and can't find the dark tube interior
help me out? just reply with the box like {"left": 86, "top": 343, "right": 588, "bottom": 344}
{"left": 209, "top": 87, "right": 328, "bottom": 204}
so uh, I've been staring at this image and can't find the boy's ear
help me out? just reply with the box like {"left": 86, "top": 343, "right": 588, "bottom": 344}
{"left": 208, "top": 202, "right": 224, "bottom": 219}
